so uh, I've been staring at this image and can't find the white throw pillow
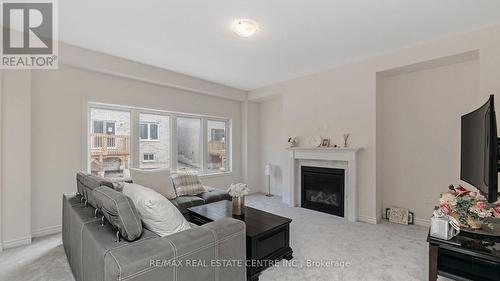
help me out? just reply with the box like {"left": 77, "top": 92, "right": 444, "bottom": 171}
{"left": 130, "top": 168, "right": 177, "bottom": 199}
{"left": 123, "top": 183, "right": 191, "bottom": 237}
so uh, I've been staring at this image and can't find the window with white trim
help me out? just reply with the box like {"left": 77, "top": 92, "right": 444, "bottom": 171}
{"left": 176, "top": 117, "right": 201, "bottom": 174}
{"left": 139, "top": 113, "right": 169, "bottom": 169}
{"left": 91, "top": 120, "right": 116, "bottom": 148}
{"left": 207, "top": 120, "right": 228, "bottom": 173}
{"left": 143, "top": 153, "right": 155, "bottom": 162}
{"left": 88, "top": 107, "right": 131, "bottom": 178}
{"left": 140, "top": 122, "right": 159, "bottom": 141}
{"left": 87, "top": 103, "right": 231, "bottom": 177}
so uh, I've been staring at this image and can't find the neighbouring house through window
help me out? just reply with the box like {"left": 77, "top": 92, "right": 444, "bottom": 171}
{"left": 89, "top": 108, "right": 131, "bottom": 178}
{"left": 92, "top": 120, "right": 116, "bottom": 148}
{"left": 176, "top": 117, "right": 201, "bottom": 174}
{"left": 143, "top": 153, "right": 155, "bottom": 162}
{"left": 140, "top": 122, "right": 159, "bottom": 140}
{"left": 88, "top": 103, "right": 230, "bottom": 177}
{"left": 207, "top": 120, "right": 228, "bottom": 173}
{"left": 139, "top": 114, "right": 170, "bottom": 169}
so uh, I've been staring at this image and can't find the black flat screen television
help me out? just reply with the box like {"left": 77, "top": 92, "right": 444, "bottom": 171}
{"left": 460, "top": 95, "right": 499, "bottom": 203}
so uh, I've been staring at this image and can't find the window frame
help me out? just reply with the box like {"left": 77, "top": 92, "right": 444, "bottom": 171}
{"left": 173, "top": 115, "right": 203, "bottom": 174}
{"left": 142, "top": 153, "right": 156, "bottom": 162}
{"left": 136, "top": 111, "right": 171, "bottom": 170}
{"left": 86, "top": 102, "right": 232, "bottom": 178}
{"left": 91, "top": 119, "right": 117, "bottom": 148}
{"left": 139, "top": 121, "right": 160, "bottom": 141}
{"left": 86, "top": 105, "right": 132, "bottom": 176}
{"left": 205, "top": 118, "right": 230, "bottom": 175}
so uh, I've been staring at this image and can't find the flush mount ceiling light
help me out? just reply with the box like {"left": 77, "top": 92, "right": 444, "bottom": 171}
{"left": 232, "top": 19, "right": 259, "bottom": 37}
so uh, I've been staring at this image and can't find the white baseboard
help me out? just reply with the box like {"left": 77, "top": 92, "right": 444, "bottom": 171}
{"left": 3, "top": 236, "right": 32, "bottom": 250}
{"left": 414, "top": 218, "right": 430, "bottom": 227}
{"left": 358, "top": 215, "right": 378, "bottom": 224}
{"left": 32, "top": 225, "right": 62, "bottom": 238}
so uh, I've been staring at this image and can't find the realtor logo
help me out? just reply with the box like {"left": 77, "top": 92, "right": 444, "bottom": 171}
{"left": 1, "top": 0, "right": 58, "bottom": 69}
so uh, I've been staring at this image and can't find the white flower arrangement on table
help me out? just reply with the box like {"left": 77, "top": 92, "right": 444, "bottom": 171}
{"left": 228, "top": 183, "right": 249, "bottom": 197}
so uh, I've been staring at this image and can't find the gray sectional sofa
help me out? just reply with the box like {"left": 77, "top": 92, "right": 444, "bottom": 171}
{"left": 63, "top": 172, "right": 246, "bottom": 281}
{"left": 75, "top": 172, "right": 232, "bottom": 218}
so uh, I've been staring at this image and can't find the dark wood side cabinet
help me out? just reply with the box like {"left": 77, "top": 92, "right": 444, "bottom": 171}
{"left": 188, "top": 200, "right": 293, "bottom": 281}
{"left": 428, "top": 230, "right": 500, "bottom": 281}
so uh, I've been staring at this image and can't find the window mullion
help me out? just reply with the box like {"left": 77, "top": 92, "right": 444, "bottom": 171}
{"left": 226, "top": 120, "right": 230, "bottom": 172}
{"left": 201, "top": 118, "right": 207, "bottom": 174}
{"left": 131, "top": 110, "right": 140, "bottom": 169}
{"left": 171, "top": 116, "right": 178, "bottom": 172}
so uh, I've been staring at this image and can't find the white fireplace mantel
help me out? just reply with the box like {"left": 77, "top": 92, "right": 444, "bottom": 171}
{"left": 286, "top": 147, "right": 361, "bottom": 222}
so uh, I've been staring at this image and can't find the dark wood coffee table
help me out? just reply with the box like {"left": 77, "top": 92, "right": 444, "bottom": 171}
{"left": 187, "top": 200, "right": 293, "bottom": 281}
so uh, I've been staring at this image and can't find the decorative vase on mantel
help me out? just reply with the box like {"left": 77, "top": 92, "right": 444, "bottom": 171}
{"left": 232, "top": 196, "right": 245, "bottom": 216}
{"left": 228, "top": 183, "right": 250, "bottom": 216}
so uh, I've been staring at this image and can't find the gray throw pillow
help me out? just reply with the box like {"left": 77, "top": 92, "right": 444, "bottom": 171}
{"left": 92, "top": 186, "right": 143, "bottom": 241}
{"left": 171, "top": 174, "right": 206, "bottom": 196}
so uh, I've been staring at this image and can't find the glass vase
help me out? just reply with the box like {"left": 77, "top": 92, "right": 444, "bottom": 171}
{"left": 232, "top": 196, "right": 245, "bottom": 216}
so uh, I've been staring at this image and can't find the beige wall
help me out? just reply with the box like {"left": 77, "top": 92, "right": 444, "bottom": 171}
{"left": 1, "top": 44, "right": 247, "bottom": 247}
{"left": 260, "top": 97, "right": 286, "bottom": 196}
{"left": 241, "top": 100, "right": 261, "bottom": 193}
{"left": 29, "top": 65, "right": 243, "bottom": 235}
{"left": 3, "top": 24, "right": 500, "bottom": 247}
{"left": 379, "top": 58, "right": 480, "bottom": 225}
{"left": 1, "top": 71, "right": 32, "bottom": 247}
{"left": 255, "top": 66, "right": 376, "bottom": 218}
{"left": 250, "top": 25, "right": 500, "bottom": 222}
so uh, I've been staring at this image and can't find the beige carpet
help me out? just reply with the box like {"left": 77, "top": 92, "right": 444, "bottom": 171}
{"left": 0, "top": 194, "right": 446, "bottom": 281}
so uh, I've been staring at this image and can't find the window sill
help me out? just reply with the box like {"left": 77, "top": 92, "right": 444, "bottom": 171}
{"left": 199, "top": 171, "right": 233, "bottom": 179}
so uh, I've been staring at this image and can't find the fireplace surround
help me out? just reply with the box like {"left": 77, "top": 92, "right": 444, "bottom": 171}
{"left": 301, "top": 166, "right": 345, "bottom": 217}
{"left": 286, "top": 147, "right": 360, "bottom": 222}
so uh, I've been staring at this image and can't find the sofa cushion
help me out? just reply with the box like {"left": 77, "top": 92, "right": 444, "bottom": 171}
{"left": 171, "top": 174, "right": 205, "bottom": 196}
{"left": 92, "top": 186, "right": 143, "bottom": 242}
{"left": 170, "top": 196, "right": 205, "bottom": 214}
{"left": 82, "top": 174, "right": 105, "bottom": 208}
{"left": 108, "top": 181, "right": 126, "bottom": 192}
{"left": 130, "top": 168, "right": 177, "bottom": 199}
{"left": 78, "top": 172, "right": 132, "bottom": 195}
{"left": 76, "top": 172, "right": 86, "bottom": 196}
{"left": 196, "top": 187, "right": 231, "bottom": 204}
{"left": 123, "top": 183, "right": 191, "bottom": 237}
{"left": 81, "top": 220, "right": 157, "bottom": 281}
{"left": 62, "top": 194, "right": 100, "bottom": 281}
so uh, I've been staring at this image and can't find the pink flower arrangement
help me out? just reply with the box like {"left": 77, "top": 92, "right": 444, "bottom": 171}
{"left": 477, "top": 201, "right": 488, "bottom": 210}
{"left": 440, "top": 203, "right": 452, "bottom": 215}
{"left": 494, "top": 206, "right": 500, "bottom": 217}
{"left": 438, "top": 184, "right": 500, "bottom": 229}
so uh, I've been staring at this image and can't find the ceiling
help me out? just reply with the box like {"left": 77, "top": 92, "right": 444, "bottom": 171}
{"left": 60, "top": 1, "right": 500, "bottom": 91}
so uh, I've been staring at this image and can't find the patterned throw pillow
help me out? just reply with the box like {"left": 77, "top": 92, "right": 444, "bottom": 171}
{"left": 171, "top": 174, "right": 205, "bottom": 196}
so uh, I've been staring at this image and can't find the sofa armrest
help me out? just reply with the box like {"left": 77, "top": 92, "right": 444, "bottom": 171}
{"left": 104, "top": 218, "right": 246, "bottom": 281}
